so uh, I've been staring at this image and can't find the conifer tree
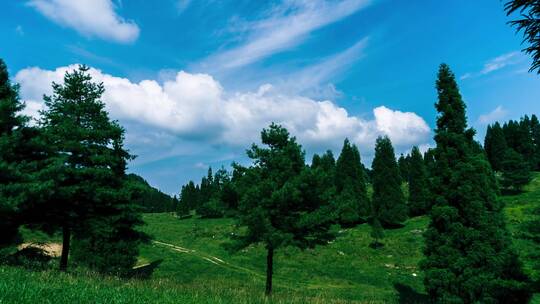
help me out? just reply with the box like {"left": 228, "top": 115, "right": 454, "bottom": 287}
{"left": 0, "top": 58, "right": 30, "bottom": 250}
{"left": 501, "top": 148, "right": 532, "bottom": 192}
{"left": 34, "top": 65, "right": 145, "bottom": 272}
{"left": 484, "top": 122, "right": 508, "bottom": 171}
{"left": 371, "top": 136, "right": 407, "bottom": 227}
{"left": 408, "top": 146, "right": 430, "bottom": 216}
{"left": 232, "top": 124, "right": 336, "bottom": 295}
{"left": 398, "top": 153, "right": 410, "bottom": 183}
{"left": 531, "top": 114, "right": 540, "bottom": 169}
{"left": 422, "top": 64, "right": 530, "bottom": 303}
{"left": 334, "top": 139, "right": 370, "bottom": 225}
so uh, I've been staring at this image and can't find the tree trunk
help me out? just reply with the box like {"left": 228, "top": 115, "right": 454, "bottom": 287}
{"left": 265, "top": 245, "right": 274, "bottom": 295}
{"left": 59, "top": 224, "right": 71, "bottom": 271}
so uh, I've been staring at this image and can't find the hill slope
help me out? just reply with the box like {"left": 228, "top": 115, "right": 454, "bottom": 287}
{"left": 3, "top": 174, "right": 540, "bottom": 303}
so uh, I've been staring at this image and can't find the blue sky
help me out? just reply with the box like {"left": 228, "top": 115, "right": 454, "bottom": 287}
{"left": 2, "top": 0, "right": 539, "bottom": 194}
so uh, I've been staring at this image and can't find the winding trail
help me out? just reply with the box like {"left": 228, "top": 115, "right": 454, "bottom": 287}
{"left": 151, "top": 240, "right": 264, "bottom": 279}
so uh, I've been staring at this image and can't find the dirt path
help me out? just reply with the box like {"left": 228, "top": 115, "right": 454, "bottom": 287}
{"left": 151, "top": 240, "right": 264, "bottom": 278}
{"left": 18, "top": 243, "right": 62, "bottom": 258}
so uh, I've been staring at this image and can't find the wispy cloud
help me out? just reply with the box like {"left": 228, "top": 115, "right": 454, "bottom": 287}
{"left": 27, "top": 0, "right": 139, "bottom": 43}
{"left": 201, "top": 0, "right": 371, "bottom": 71}
{"left": 461, "top": 51, "right": 523, "bottom": 80}
{"left": 176, "top": 0, "right": 191, "bottom": 13}
{"left": 477, "top": 105, "right": 507, "bottom": 125}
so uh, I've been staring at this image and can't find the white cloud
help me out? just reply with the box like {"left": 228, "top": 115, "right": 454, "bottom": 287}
{"left": 477, "top": 105, "right": 507, "bottom": 125}
{"left": 27, "top": 0, "right": 139, "bottom": 43}
{"left": 177, "top": 0, "right": 192, "bottom": 13}
{"left": 15, "top": 65, "right": 430, "bottom": 155}
{"left": 460, "top": 51, "right": 523, "bottom": 80}
{"left": 202, "top": 0, "right": 371, "bottom": 70}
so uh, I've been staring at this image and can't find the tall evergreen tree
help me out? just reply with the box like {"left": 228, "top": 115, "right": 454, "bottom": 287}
{"left": 232, "top": 124, "right": 336, "bottom": 295}
{"left": 0, "top": 58, "right": 31, "bottom": 251}
{"left": 422, "top": 64, "right": 530, "bottom": 303}
{"left": 484, "top": 122, "right": 508, "bottom": 171}
{"left": 501, "top": 148, "right": 532, "bottom": 192}
{"left": 398, "top": 153, "right": 410, "bottom": 183}
{"left": 33, "top": 65, "right": 145, "bottom": 272}
{"left": 531, "top": 114, "right": 540, "bottom": 169}
{"left": 334, "top": 139, "right": 370, "bottom": 225}
{"left": 408, "top": 146, "right": 430, "bottom": 216}
{"left": 371, "top": 136, "right": 407, "bottom": 227}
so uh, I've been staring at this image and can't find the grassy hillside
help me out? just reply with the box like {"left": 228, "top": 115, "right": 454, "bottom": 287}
{"left": 3, "top": 174, "right": 540, "bottom": 303}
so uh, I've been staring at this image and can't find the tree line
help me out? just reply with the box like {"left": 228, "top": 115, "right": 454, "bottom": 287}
{"left": 0, "top": 61, "right": 147, "bottom": 275}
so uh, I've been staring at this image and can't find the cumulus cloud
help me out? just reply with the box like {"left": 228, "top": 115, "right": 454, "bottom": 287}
{"left": 202, "top": 0, "right": 371, "bottom": 70}
{"left": 477, "top": 105, "right": 507, "bottom": 125}
{"left": 27, "top": 0, "right": 139, "bottom": 43}
{"left": 15, "top": 65, "right": 430, "bottom": 154}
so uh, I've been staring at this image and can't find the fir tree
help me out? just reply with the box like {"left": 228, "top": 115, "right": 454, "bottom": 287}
{"left": 408, "top": 146, "right": 430, "bottom": 216}
{"left": 371, "top": 136, "right": 407, "bottom": 227}
{"left": 398, "top": 153, "right": 410, "bottom": 183}
{"left": 334, "top": 139, "right": 370, "bottom": 225}
{"left": 501, "top": 148, "right": 532, "bottom": 192}
{"left": 232, "top": 124, "right": 336, "bottom": 295}
{"left": 34, "top": 65, "right": 145, "bottom": 272}
{"left": 484, "top": 122, "right": 508, "bottom": 171}
{"left": 0, "top": 58, "right": 29, "bottom": 250}
{"left": 531, "top": 114, "right": 540, "bottom": 169}
{"left": 422, "top": 64, "right": 530, "bottom": 303}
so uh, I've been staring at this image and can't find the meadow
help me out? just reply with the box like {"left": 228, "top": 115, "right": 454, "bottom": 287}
{"left": 2, "top": 174, "right": 540, "bottom": 304}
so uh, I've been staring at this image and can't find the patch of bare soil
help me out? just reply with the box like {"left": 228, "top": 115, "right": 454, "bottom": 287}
{"left": 18, "top": 243, "right": 62, "bottom": 258}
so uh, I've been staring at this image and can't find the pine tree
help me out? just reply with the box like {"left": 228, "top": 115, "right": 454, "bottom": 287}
{"left": 408, "top": 146, "right": 430, "bottom": 216}
{"left": 398, "top": 153, "right": 410, "bottom": 183}
{"left": 484, "top": 122, "right": 508, "bottom": 171}
{"left": 501, "top": 148, "right": 532, "bottom": 192}
{"left": 334, "top": 139, "right": 370, "bottom": 225}
{"left": 371, "top": 136, "right": 407, "bottom": 227}
{"left": 421, "top": 64, "right": 530, "bottom": 303}
{"left": 0, "top": 58, "right": 30, "bottom": 250}
{"left": 232, "top": 124, "right": 336, "bottom": 295}
{"left": 33, "top": 65, "right": 145, "bottom": 272}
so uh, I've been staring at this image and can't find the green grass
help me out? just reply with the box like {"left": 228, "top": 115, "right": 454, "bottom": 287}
{"left": 4, "top": 173, "right": 540, "bottom": 303}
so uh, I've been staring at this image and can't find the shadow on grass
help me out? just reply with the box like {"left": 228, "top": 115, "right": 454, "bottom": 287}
{"left": 129, "top": 259, "right": 163, "bottom": 279}
{"left": 393, "top": 283, "right": 429, "bottom": 304}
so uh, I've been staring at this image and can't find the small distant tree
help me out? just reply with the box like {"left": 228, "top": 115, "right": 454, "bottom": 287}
{"left": 369, "top": 218, "right": 385, "bottom": 248}
{"left": 334, "top": 139, "right": 370, "bottom": 225}
{"left": 408, "top": 146, "right": 430, "bottom": 216}
{"left": 504, "top": 0, "right": 540, "bottom": 73}
{"left": 501, "top": 148, "right": 532, "bottom": 192}
{"left": 484, "top": 122, "right": 508, "bottom": 171}
{"left": 232, "top": 124, "right": 336, "bottom": 295}
{"left": 372, "top": 136, "right": 408, "bottom": 227}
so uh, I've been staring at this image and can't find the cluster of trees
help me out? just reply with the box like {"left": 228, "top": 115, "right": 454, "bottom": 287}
{"left": 484, "top": 115, "right": 539, "bottom": 191}
{"left": 127, "top": 174, "right": 178, "bottom": 213}
{"left": 0, "top": 60, "right": 146, "bottom": 275}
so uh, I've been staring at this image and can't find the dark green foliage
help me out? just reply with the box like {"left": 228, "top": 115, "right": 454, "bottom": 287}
{"left": 232, "top": 124, "right": 337, "bottom": 294}
{"left": 398, "top": 153, "right": 410, "bottom": 183}
{"left": 501, "top": 148, "right": 532, "bottom": 192}
{"left": 408, "top": 146, "right": 430, "bottom": 216}
{"left": 484, "top": 122, "right": 508, "bottom": 171}
{"left": 422, "top": 64, "right": 531, "bottom": 303}
{"left": 31, "top": 65, "right": 145, "bottom": 273}
{"left": 0, "top": 58, "right": 25, "bottom": 250}
{"left": 369, "top": 218, "right": 384, "bottom": 248}
{"left": 126, "top": 174, "right": 176, "bottom": 213}
{"left": 531, "top": 114, "right": 540, "bottom": 169}
{"left": 371, "top": 136, "right": 407, "bottom": 227}
{"left": 334, "top": 139, "right": 370, "bottom": 225}
{"left": 505, "top": 0, "right": 540, "bottom": 73}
